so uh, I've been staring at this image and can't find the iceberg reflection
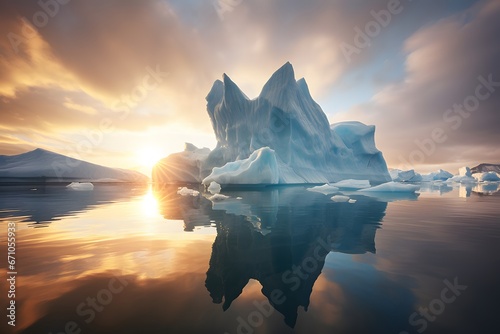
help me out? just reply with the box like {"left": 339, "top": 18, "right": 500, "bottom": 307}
{"left": 154, "top": 185, "right": 388, "bottom": 327}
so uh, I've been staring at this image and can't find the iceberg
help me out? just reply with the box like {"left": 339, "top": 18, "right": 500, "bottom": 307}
{"left": 66, "top": 182, "right": 94, "bottom": 191}
{"left": 420, "top": 169, "right": 453, "bottom": 182}
{"left": 443, "top": 167, "right": 476, "bottom": 183}
{"left": 390, "top": 169, "right": 422, "bottom": 182}
{"left": 359, "top": 181, "right": 419, "bottom": 193}
{"left": 473, "top": 172, "right": 500, "bottom": 182}
{"left": 153, "top": 63, "right": 391, "bottom": 185}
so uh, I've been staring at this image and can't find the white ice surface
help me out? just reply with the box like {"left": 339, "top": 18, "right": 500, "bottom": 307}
{"left": 359, "top": 181, "right": 419, "bottom": 193}
{"left": 207, "top": 181, "right": 222, "bottom": 195}
{"left": 307, "top": 184, "right": 340, "bottom": 195}
{"left": 209, "top": 194, "right": 230, "bottom": 201}
{"left": 177, "top": 187, "right": 200, "bottom": 197}
{"left": 331, "top": 179, "right": 371, "bottom": 190}
{"left": 66, "top": 182, "right": 94, "bottom": 191}
{"left": 331, "top": 195, "right": 350, "bottom": 202}
{"left": 202, "top": 147, "right": 279, "bottom": 185}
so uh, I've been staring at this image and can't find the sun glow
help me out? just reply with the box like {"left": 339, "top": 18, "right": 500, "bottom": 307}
{"left": 136, "top": 147, "right": 165, "bottom": 172}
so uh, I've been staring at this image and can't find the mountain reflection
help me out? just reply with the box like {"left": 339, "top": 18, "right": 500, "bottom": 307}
{"left": 154, "top": 185, "right": 387, "bottom": 327}
{"left": 0, "top": 184, "right": 148, "bottom": 224}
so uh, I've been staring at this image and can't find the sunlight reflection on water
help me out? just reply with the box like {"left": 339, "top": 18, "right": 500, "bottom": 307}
{"left": 0, "top": 182, "right": 499, "bottom": 334}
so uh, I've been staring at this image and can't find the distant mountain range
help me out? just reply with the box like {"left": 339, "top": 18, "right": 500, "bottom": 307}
{"left": 471, "top": 163, "right": 500, "bottom": 174}
{"left": 0, "top": 148, "right": 148, "bottom": 183}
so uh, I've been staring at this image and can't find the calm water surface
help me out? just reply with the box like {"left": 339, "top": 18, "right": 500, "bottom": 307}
{"left": 0, "top": 182, "right": 499, "bottom": 334}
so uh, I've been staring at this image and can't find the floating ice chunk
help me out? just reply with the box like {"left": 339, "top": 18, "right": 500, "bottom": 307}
{"left": 359, "top": 181, "right": 419, "bottom": 193}
{"left": 177, "top": 187, "right": 200, "bottom": 197}
{"left": 331, "top": 179, "right": 371, "bottom": 190}
{"left": 207, "top": 181, "right": 222, "bottom": 195}
{"left": 66, "top": 182, "right": 94, "bottom": 191}
{"left": 331, "top": 195, "right": 350, "bottom": 202}
{"left": 348, "top": 199, "right": 357, "bottom": 204}
{"left": 202, "top": 147, "right": 279, "bottom": 185}
{"left": 447, "top": 175, "right": 477, "bottom": 184}
{"left": 209, "top": 194, "right": 230, "bottom": 201}
{"left": 473, "top": 172, "right": 500, "bottom": 182}
{"left": 307, "top": 184, "right": 339, "bottom": 195}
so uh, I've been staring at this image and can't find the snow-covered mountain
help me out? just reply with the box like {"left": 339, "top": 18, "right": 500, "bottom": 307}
{"left": 0, "top": 148, "right": 148, "bottom": 183}
{"left": 154, "top": 62, "right": 391, "bottom": 185}
{"left": 471, "top": 163, "right": 500, "bottom": 174}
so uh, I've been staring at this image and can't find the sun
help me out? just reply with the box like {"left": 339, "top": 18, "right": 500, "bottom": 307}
{"left": 136, "top": 147, "right": 165, "bottom": 172}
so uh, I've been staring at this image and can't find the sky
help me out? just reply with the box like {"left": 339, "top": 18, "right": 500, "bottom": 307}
{"left": 0, "top": 0, "right": 499, "bottom": 175}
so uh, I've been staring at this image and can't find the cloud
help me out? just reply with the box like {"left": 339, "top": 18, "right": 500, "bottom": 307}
{"left": 0, "top": 0, "right": 496, "bottom": 171}
{"left": 333, "top": 0, "right": 500, "bottom": 170}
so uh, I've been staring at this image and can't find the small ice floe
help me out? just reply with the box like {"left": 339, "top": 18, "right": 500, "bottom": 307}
{"left": 207, "top": 181, "right": 222, "bottom": 195}
{"left": 66, "top": 182, "right": 94, "bottom": 191}
{"left": 447, "top": 175, "right": 477, "bottom": 184}
{"left": 209, "top": 194, "right": 230, "bottom": 201}
{"left": 177, "top": 187, "right": 200, "bottom": 197}
{"left": 307, "top": 184, "right": 339, "bottom": 195}
{"left": 331, "top": 195, "right": 350, "bottom": 202}
{"left": 331, "top": 179, "right": 371, "bottom": 190}
{"left": 348, "top": 199, "right": 357, "bottom": 204}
